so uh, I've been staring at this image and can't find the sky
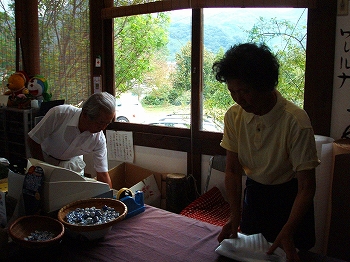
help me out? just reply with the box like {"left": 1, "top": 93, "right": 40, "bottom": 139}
{"left": 171, "top": 7, "right": 307, "bottom": 26}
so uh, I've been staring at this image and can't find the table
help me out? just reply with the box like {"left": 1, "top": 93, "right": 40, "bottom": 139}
{"left": 4, "top": 205, "right": 348, "bottom": 262}
{"left": 6, "top": 205, "right": 229, "bottom": 262}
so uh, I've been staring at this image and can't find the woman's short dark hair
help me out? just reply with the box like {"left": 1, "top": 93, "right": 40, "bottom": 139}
{"left": 212, "top": 43, "right": 279, "bottom": 92}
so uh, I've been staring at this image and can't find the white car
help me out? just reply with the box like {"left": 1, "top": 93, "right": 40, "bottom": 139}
{"left": 147, "top": 114, "right": 223, "bottom": 132}
{"left": 115, "top": 99, "right": 145, "bottom": 123}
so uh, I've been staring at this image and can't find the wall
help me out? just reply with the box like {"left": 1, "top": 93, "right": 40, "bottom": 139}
{"left": 123, "top": 145, "right": 187, "bottom": 174}
{"left": 85, "top": 146, "right": 188, "bottom": 177}
{"left": 331, "top": 0, "right": 350, "bottom": 139}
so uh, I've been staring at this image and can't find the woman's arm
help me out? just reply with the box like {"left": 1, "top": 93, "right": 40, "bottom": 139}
{"left": 217, "top": 149, "right": 244, "bottom": 242}
{"left": 267, "top": 168, "right": 316, "bottom": 261}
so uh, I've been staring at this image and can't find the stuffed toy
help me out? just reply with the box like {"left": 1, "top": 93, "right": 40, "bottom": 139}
{"left": 5, "top": 71, "right": 31, "bottom": 109}
{"left": 27, "top": 75, "right": 52, "bottom": 102}
{"left": 4, "top": 71, "right": 29, "bottom": 96}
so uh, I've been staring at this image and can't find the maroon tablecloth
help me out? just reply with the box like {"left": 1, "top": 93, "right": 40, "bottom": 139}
{"left": 7, "top": 205, "right": 231, "bottom": 262}
{"left": 6, "top": 205, "right": 347, "bottom": 262}
{"left": 60, "top": 205, "right": 225, "bottom": 262}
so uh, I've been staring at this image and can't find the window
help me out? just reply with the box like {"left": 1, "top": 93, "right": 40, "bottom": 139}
{"left": 39, "top": 0, "right": 90, "bottom": 105}
{"left": 110, "top": 4, "right": 308, "bottom": 133}
{"left": 0, "top": 0, "right": 335, "bottom": 138}
{"left": 0, "top": 0, "right": 15, "bottom": 95}
{"left": 113, "top": 10, "right": 194, "bottom": 125}
{"left": 202, "top": 8, "right": 308, "bottom": 128}
{"left": 0, "top": 0, "right": 90, "bottom": 106}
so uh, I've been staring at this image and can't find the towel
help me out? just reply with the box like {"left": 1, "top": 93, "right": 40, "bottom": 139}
{"left": 215, "top": 233, "right": 286, "bottom": 262}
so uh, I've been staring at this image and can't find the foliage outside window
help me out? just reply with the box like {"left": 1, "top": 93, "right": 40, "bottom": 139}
{"left": 0, "top": 0, "right": 15, "bottom": 94}
{"left": 0, "top": 0, "right": 90, "bottom": 106}
{"left": 0, "top": 0, "right": 307, "bottom": 132}
{"left": 202, "top": 9, "right": 307, "bottom": 125}
{"left": 111, "top": 6, "right": 307, "bottom": 131}
{"left": 39, "top": 0, "right": 90, "bottom": 106}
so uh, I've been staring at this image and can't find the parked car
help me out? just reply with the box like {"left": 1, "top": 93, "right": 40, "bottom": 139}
{"left": 115, "top": 99, "right": 145, "bottom": 123}
{"left": 147, "top": 114, "right": 223, "bottom": 132}
{"left": 76, "top": 97, "right": 145, "bottom": 123}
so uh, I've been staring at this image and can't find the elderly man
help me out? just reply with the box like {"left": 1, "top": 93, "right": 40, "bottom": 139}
{"left": 27, "top": 92, "right": 116, "bottom": 187}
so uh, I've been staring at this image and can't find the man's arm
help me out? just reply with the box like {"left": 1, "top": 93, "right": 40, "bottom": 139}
{"left": 96, "top": 171, "right": 112, "bottom": 188}
{"left": 27, "top": 136, "right": 45, "bottom": 161}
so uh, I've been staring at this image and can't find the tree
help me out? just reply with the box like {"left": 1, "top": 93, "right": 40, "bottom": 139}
{"left": 0, "top": 1, "right": 170, "bottom": 105}
{"left": 141, "top": 51, "right": 174, "bottom": 106}
{"left": 171, "top": 43, "right": 232, "bottom": 122}
{"left": 114, "top": 12, "right": 170, "bottom": 98}
{"left": 39, "top": 0, "right": 90, "bottom": 105}
{"left": 171, "top": 16, "right": 307, "bottom": 124}
{"left": 169, "top": 41, "right": 192, "bottom": 105}
{"left": 0, "top": 0, "right": 15, "bottom": 93}
{"left": 246, "top": 16, "right": 307, "bottom": 107}
{"left": 203, "top": 47, "right": 232, "bottom": 123}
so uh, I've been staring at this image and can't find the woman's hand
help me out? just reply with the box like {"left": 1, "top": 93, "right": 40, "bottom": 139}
{"left": 217, "top": 220, "right": 238, "bottom": 243}
{"left": 267, "top": 230, "right": 300, "bottom": 262}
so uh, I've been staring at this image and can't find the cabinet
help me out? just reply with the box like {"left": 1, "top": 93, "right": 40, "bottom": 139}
{"left": 327, "top": 153, "right": 350, "bottom": 261}
{"left": 0, "top": 107, "right": 37, "bottom": 161}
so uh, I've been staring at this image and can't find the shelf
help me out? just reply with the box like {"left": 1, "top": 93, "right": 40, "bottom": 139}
{"left": 0, "top": 107, "right": 37, "bottom": 160}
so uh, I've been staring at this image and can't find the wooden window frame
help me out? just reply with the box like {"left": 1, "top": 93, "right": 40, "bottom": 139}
{"left": 90, "top": 0, "right": 336, "bottom": 189}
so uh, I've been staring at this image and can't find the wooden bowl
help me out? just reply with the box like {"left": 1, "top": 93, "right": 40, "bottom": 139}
{"left": 8, "top": 215, "right": 65, "bottom": 249}
{"left": 57, "top": 198, "right": 127, "bottom": 240}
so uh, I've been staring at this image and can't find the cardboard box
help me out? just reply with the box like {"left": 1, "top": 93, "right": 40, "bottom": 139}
{"left": 109, "top": 162, "right": 167, "bottom": 209}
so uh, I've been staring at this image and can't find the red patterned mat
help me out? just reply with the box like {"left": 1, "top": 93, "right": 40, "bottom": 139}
{"left": 180, "top": 186, "right": 230, "bottom": 227}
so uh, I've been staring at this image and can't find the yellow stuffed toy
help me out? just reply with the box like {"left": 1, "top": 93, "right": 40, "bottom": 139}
{"left": 5, "top": 71, "right": 31, "bottom": 108}
{"left": 5, "top": 71, "right": 29, "bottom": 96}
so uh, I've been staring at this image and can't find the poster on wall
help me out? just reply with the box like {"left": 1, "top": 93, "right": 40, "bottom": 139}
{"left": 106, "top": 130, "right": 134, "bottom": 163}
{"left": 332, "top": 7, "right": 350, "bottom": 138}
{"left": 336, "top": 28, "right": 350, "bottom": 89}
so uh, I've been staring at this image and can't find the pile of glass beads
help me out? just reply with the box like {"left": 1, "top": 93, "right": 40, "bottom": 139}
{"left": 65, "top": 205, "right": 120, "bottom": 226}
{"left": 24, "top": 230, "right": 55, "bottom": 241}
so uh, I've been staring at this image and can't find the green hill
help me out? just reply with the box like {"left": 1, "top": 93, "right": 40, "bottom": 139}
{"left": 167, "top": 8, "right": 307, "bottom": 61}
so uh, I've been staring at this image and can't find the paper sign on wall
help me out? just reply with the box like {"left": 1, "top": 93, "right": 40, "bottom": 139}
{"left": 106, "top": 130, "right": 134, "bottom": 163}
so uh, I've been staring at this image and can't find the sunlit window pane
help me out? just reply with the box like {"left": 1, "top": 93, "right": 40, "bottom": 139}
{"left": 203, "top": 8, "right": 307, "bottom": 132}
{"left": 113, "top": 10, "right": 192, "bottom": 125}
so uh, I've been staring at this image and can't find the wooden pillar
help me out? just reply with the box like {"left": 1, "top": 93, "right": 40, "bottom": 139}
{"left": 190, "top": 8, "right": 203, "bottom": 195}
{"left": 90, "top": 0, "right": 115, "bottom": 96}
{"left": 304, "top": 0, "right": 336, "bottom": 136}
{"left": 15, "top": 0, "right": 40, "bottom": 76}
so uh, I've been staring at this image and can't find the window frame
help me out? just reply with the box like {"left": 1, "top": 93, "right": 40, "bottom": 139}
{"left": 91, "top": 0, "right": 336, "bottom": 188}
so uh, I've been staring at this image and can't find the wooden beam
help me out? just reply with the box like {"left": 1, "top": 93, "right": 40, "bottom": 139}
{"left": 304, "top": 0, "right": 337, "bottom": 136}
{"left": 190, "top": 8, "right": 203, "bottom": 192}
{"left": 16, "top": 0, "right": 40, "bottom": 75}
{"left": 107, "top": 122, "right": 225, "bottom": 155}
{"left": 102, "top": 0, "right": 316, "bottom": 19}
{"left": 90, "top": 0, "right": 115, "bottom": 95}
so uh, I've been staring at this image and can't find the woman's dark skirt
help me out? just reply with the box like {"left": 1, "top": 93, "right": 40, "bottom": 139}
{"left": 240, "top": 177, "right": 315, "bottom": 250}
